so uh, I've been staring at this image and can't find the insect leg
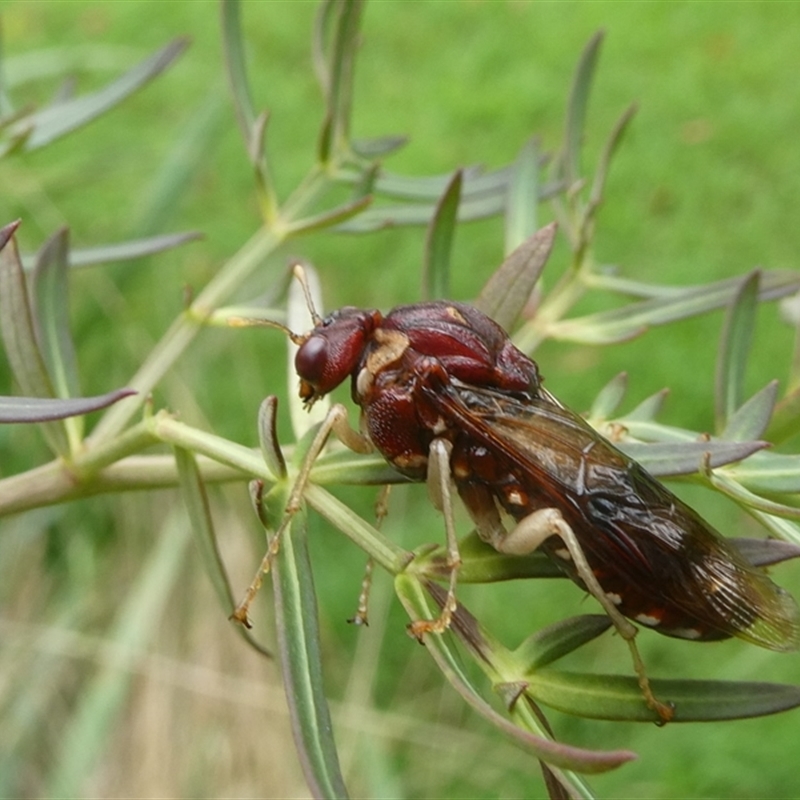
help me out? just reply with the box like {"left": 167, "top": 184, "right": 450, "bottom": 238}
{"left": 501, "top": 507, "right": 674, "bottom": 722}
{"left": 408, "top": 438, "right": 463, "bottom": 639}
{"left": 231, "top": 403, "right": 371, "bottom": 627}
{"left": 349, "top": 485, "right": 391, "bottom": 626}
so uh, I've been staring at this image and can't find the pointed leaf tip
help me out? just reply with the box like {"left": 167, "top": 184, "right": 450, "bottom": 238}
{"left": 477, "top": 222, "right": 557, "bottom": 328}
{"left": 0, "top": 388, "right": 136, "bottom": 423}
{"left": 0, "top": 220, "right": 22, "bottom": 250}
{"left": 423, "top": 169, "right": 462, "bottom": 301}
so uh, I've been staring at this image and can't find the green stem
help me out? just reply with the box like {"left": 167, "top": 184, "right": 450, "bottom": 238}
{"left": 0, "top": 454, "right": 247, "bottom": 518}
{"left": 304, "top": 483, "right": 405, "bottom": 572}
{"left": 88, "top": 225, "right": 283, "bottom": 445}
{"left": 514, "top": 265, "right": 587, "bottom": 352}
{"left": 149, "top": 412, "right": 273, "bottom": 479}
{"left": 73, "top": 418, "right": 158, "bottom": 475}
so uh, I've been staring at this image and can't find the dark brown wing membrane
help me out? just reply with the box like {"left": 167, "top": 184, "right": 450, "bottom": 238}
{"left": 424, "top": 380, "right": 800, "bottom": 651}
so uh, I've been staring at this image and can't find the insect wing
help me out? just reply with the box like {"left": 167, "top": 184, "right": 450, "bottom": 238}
{"left": 424, "top": 381, "right": 800, "bottom": 651}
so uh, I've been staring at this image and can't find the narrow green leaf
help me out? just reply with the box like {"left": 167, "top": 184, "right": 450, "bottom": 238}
{"left": 220, "top": 2, "right": 277, "bottom": 221}
{"left": 548, "top": 269, "right": 800, "bottom": 345}
{"left": 37, "top": 231, "right": 202, "bottom": 271}
{"left": 257, "top": 396, "right": 287, "bottom": 479}
{"left": 476, "top": 223, "right": 556, "bottom": 329}
{"left": 781, "top": 291, "right": 800, "bottom": 388}
{"left": 748, "top": 510, "right": 800, "bottom": 547}
{"left": 414, "top": 534, "right": 562, "bottom": 584}
{"left": 528, "top": 669, "right": 800, "bottom": 722}
{"left": 716, "top": 270, "right": 760, "bottom": 431}
{"left": 504, "top": 138, "right": 540, "bottom": 255}
{"left": 30, "top": 228, "right": 80, "bottom": 400}
{"left": 317, "top": 111, "right": 334, "bottom": 163}
{"left": 422, "top": 169, "right": 461, "bottom": 300}
{"left": 12, "top": 39, "right": 188, "bottom": 150}
{"left": 0, "top": 230, "right": 53, "bottom": 398}
{"left": 613, "top": 417, "right": 700, "bottom": 444}
{"left": 332, "top": 202, "right": 415, "bottom": 231}
{"left": 711, "top": 472, "right": 800, "bottom": 520}
{"left": 514, "top": 616, "right": 612, "bottom": 670}
{"left": 620, "top": 388, "right": 668, "bottom": 422}
{"left": 587, "top": 103, "right": 637, "bottom": 214}
{"left": 220, "top": 0, "right": 256, "bottom": 140}
{"left": 620, "top": 439, "right": 768, "bottom": 477}
{"left": 721, "top": 380, "right": 778, "bottom": 442}
{"left": 0, "top": 127, "right": 31, "bottom": 158}
{"left": 395, "top": 577, "right": 635, "bottom": 776}
{"left": 351, "top": 134, "right": 408, "bottom": 159}
{"left": 2, "top": 96, "right": 35, "bottom": 126}
{"left": 0, "top": 219, "right": 20, "bottom": 251}
{"left": 766, "top": 384, "right": 800, "bottom": 444}
{"left": 313, "top": 0, "right": 347, "bottom": 160}
{"left": 612, "top": 415, "right": 706, "bottom": 449}
{"left": 312, "top": 0, "right": 334, "bottom": 89}
{"left": 309, "top": 449, "right": 405, "bottom": 486}
{"left": 286, "top": 193, "right": 372, "bottom": 236}
{"left": 315, "top": 0, "right": 364, "bottom": 160}
{"left": 361, "top": 164, "right": 503, "bottom": 201}
{"left": 335, "top": 190, "right": 509, "bottom": 232}
{"left": 588, "top": 372, "right": 627, "bottom": 419}
{"left": 399, "top": 576, "right": 494, "bottom": 681}
{"left": 540, "top": 763, "right": 573, "bottom": 800}
{"left": 582, "top": 271, "right": 690, "bottom": 299}
{"left": 347, "top": 165, "right": 559, "bottom": 204}
{"left": 0, "top": 228, "right": 68, "bottom": 454}
{"left": 174, "top": 445, "right": 237, "bottom": 610}
{"left": 273, "top": 506, "right": 350, "bottom": 799}
{"left": 351, "top": 161, "right": 379, "bottom": 203}
{"left": 731, "top": 537, "right": 800, "bottom": 568}
{"left": 174, "top": 446, "right": 271, "bottom": 657}
{"left": 725, "top": 451, "right": 800, "bottom": 494}
{"left": 0, "top": 389, "right": 136, "bottom": 423}
{"left": 561, "top": 31, "right": 605, "bottom": 188}
{"left": 247, "top": 110, "right": 280, "bottom": 223}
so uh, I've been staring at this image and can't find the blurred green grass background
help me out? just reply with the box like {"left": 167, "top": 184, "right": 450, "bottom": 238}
{"left": 1, "top": 2, "right": 800, "bottom": 798}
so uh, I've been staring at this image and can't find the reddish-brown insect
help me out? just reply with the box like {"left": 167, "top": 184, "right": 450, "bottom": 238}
{"left": 294, "top": 300, "right": 800, "bottom": 653}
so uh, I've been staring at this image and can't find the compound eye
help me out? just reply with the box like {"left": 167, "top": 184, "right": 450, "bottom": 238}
{"left": 295, "top": 335, "right": 328, "bottom": 386}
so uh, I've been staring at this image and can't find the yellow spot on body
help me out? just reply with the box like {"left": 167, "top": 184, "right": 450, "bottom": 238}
{"left": 504, "top": 488, "right": 528, "bottom": 507}
{"left": 394, "top": 454, "right": 428, "bottom": 471}
{"left": 356, "top": 367, "right": 372, "bottom": 398}
{"left": 444, "top": 306, "right": 467, "bottom": 324}
{"left": 366, "top": 329, "right": 409, "bottom": 375}
{"left": 452, "top": 462, "right": 470, "bottom": 479}
{"left": 672, "top": 627, "right": 703, "bottom": 640}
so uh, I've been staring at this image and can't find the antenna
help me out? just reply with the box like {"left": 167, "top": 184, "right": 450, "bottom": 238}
{"left": 292, "top": 263, "right": 323, "bottom": 326}
{"left": 227, "top": 261, "right": 325, "bottom": 343}
{"left": 227, "top": 315, "right": 306, "bottom": 344}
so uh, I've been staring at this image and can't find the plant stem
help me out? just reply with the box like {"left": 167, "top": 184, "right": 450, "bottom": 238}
{"left": 151, "top": 412, "right": 272, "bottom": 478}
{"left": 514, "top": 265, "right": 587, "bottom": 352}
{"left": 88, "top": 226, "right": 283, "bottom": 445}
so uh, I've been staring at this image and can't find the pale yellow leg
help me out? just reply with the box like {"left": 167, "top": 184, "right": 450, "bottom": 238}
{"left": 231, "top": 403, "right": 372, "bottom": 627}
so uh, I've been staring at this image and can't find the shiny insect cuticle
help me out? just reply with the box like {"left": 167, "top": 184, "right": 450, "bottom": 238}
{"left": 293, "top": 299, "right": 800, "bottom": 652}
